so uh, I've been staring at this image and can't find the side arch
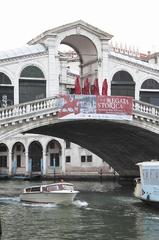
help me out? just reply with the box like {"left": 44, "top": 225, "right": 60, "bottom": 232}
{"left": 28, "top": 141, "right": 43, "bottom": 172}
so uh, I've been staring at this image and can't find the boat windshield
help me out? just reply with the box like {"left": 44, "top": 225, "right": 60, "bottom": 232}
{"left": 62, "top": 184, "right": 74, "bottom": 191}
{"left": 44, "top": 184, "right": 74, "bottom": 192}
{"left": 25, "top": 186, "right": 40, "bottom": 192}
{"left": 143, "top": 168, "right": 159, "bottom": 185}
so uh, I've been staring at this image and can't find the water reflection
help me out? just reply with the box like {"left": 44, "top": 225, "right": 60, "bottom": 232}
{"left": 0, "top": 180, "right": 159, "bottom": 239}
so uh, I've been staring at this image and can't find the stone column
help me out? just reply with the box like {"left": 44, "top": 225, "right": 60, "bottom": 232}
{"left": 135, "top": 80, "right": 140, "bottom": 100}
{"left": 42, "top": 150, "right": 47, "bottom": 176}
{"left": 98, "top": 40, "right": 110, "bottom": 94}
{"left": 46, "top": 37, "right": 60, "bottom": 97}
{"left": 14, "top": 79, "right": 19, "bottom": 104}
{"left": 60, "top": 59, "right": 68, "bottom": 94}
{"left": 25, "top": 151, "right": 29, "bottom": 175}
{"left": 8, "top": 151, "right": 13, "bottom": 176}
{"left": 60, "top": 148, "right": 65, "bottom": 174}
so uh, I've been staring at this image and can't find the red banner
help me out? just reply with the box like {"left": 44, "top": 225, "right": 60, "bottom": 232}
{"left": 58, "top": 95, "right": 133, "bottom": 120}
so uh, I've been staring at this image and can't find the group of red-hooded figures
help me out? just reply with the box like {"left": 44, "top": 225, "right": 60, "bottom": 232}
{"left": 74, "top": 77, "right": 108, "bottom": 96}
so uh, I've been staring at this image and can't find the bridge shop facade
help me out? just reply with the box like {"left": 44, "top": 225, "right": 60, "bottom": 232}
{"left": 0, "top": 20, "right": 159, "bottom": 177}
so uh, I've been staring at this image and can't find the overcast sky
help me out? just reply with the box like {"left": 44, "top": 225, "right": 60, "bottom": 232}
{"left": 0, "top": 0, "right": 159, "bottom": 53}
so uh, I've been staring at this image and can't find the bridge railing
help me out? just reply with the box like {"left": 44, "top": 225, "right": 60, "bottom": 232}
{"left": 0, "top": 96, "right": 159, "bottom": 124}
{"left": 133, "top": 99, "right": 159, "bottom": 119}
{"left": 0, "top": 96, "right": 59, "bottom": 122}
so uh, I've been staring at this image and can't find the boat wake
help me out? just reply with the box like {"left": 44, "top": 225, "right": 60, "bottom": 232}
{"left": 21, "top": 202, "right": 58, "bottom": 208}
{"left": 0, "top": 196, "right": 58, "bottom": 208}
{"left": 73, "top": 200, "right": 88, "bottom": 208}
{"left": 0, "top": 196, "right": 20, "bottom": 204}
{"left": 0, "top": 197, "right": 88, "bottom": 209}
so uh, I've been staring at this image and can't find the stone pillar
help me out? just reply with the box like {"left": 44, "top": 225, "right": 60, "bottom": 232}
{"left": 46, "top": 37, "right": 60, "bottom": 97}
{"left": 60, "top": 149, "right": 65, "bottom": 174}
{"left": 60, "top": 59, "right": 68, "bottom": 94}
{"left": 135, "top": 80, "right": 140, "bottom": 100}
{"left": 8, "top": 151, "right": 13, "bottom": 176}
{"left": 14, "top": 79, "right": 19, "bottom": 104}
{"left": 25, "top": 151, "right": 29, "bottom": 175}
{"left": 98, "top": 40, "right": 110, "bottom": 94}
{"left": 42, "top": 150, "right": 47, "bottom": 176}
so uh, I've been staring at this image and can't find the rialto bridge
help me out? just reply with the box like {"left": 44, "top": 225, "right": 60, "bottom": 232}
{"left": 1, "top": 20, "right": 159, "bottom": 177}
{"left": 0, "top": 96, "right": 159, "bottom": 177}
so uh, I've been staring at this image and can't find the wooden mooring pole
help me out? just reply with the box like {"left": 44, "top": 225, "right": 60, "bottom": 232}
{"left": 0, "top": 218, "right": 2, "bottom": 235}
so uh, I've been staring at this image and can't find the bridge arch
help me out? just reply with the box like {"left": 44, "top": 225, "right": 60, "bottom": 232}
{"left": 60, "top": 34, "right": 98, "bottom": 64}
{"left": 59, "top": 34, "right": 98, "bottom": 84}
{"left": 57, "top": 28, "right": 102, "bottom": 58}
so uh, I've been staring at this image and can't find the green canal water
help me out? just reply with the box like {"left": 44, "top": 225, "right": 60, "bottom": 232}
{"left": 0, "top": 180, "right": 159, "bottom": 240}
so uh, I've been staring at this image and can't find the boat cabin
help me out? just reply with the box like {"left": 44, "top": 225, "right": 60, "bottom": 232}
{"left": 24, "top": 182, "right": 74, "bottom": 193}
{"left": 137, "top": 161, "right": 159, "bottom": 186}
{"left": 136, "top": 161, "right": 159, "bottom": 201}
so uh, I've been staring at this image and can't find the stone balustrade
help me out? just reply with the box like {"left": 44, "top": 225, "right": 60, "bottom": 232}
{"left": 0, "top": 96, "right": 59, "bottom": 124}
{"left": 0, "top": 96, "right": 159, "bottom": 127}
{"left": 133, "top": 99, "right": 159, "bottom": 122}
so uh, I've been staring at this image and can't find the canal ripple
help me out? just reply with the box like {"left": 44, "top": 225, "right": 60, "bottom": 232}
{"left": 0, "top": 180, "right": 159, "bottom": 239}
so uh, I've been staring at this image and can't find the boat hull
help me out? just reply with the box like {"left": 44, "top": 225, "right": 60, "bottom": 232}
{"left": 20, "top": 191, "right": 79, "bottom": 205}
{"left": 135, "top": 196, "right": 159, "bottom": 207}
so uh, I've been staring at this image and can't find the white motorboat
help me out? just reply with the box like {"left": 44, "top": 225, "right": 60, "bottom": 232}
{"left": 134, "top": 161, "right": 159, "bottom": 205}
{"left": 20, "top": 182, "right": 79, "bottom": 205}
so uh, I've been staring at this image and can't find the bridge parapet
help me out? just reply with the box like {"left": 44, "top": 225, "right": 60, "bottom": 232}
{"left": 0, "top": 96, "right": 159, "bottom": 129}
{"left": 0, "top": 96, "right": 59, "bottom": 126}
{"left": 133, "top": 100, "right": 159, "bottom": 123}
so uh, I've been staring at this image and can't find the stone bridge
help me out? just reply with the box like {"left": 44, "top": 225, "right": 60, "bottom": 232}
{"left": 0, "top": 96, "right": 159, "bottom": 176}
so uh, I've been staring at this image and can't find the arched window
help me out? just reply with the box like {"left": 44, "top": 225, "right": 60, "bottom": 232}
{"left": 0, "top": 72, "right": 12, "bottom": 84}
{"left": 19, "top": 66, "right": 46, "bottom": 103}
{"left": 141, "top": 79, "right": 159, "bottom": 89}
{"left": 20, "top": 66, "right": 45, "bottom": 78}
{"left": 111, "top": 71, "right": 135, "bottom": 97}
{"left": 0, "top": 143, "right": 8, "bottom": 152}
{"left": 0, "top": 72, "right": 14, "bottom": 107}
{"left": 140, "top": 79, "right": 159, "bottom": 105}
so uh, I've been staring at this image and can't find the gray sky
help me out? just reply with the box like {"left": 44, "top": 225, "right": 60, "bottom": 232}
{"left": 0, "top": 0, "right": 159, "bottom": 53}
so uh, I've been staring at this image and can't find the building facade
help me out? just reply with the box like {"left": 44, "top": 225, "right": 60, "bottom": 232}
{"left": 0, "top": 20, "right": 159, "bottom": 177}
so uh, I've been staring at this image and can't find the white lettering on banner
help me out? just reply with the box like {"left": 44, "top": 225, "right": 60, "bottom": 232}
{"left": 98, "top": 102, "right": 124, "bottom": 110}
{"left": 96, "top": 96, "right": 132, "bottom": 114}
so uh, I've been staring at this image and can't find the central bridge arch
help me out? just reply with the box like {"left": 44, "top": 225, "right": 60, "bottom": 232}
{"left": 0, "top": 97, "right": 159, "bottom": 177}
{"left": 26, "top": 119, "right": 159, "bottom": 177}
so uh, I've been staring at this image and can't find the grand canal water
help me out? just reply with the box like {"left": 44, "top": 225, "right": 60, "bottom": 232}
{"left": 0, "top": 180, "right": 159, "bottom": 240}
